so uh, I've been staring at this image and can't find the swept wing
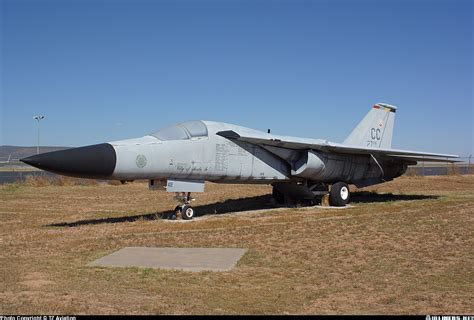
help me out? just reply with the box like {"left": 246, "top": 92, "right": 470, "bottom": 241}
{"left": 216, "top": 130, "right": 459, "bottom": 163}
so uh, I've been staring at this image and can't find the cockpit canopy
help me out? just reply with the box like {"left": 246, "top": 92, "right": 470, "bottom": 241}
{"left": 150, "top": 120, "right": 208, "bottom": 141}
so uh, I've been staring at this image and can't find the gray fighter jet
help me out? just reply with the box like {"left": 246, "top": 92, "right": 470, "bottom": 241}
{"left": 21, "top": 103, "right": 458, "bottom": 219}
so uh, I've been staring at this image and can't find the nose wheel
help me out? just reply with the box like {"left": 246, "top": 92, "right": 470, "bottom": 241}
{"left": 172, "top": 192, "right": 195, "bottom": 220}
{"left": 181, "top": 205, "right": 195, "bottom": 220}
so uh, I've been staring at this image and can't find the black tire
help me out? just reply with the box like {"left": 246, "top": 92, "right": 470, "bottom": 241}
{"left": 272, "top": 187, "right": 285, "bottom": 205}
{"left": 329, "top": 182, "right": 350, "bottom": 207}
{"left": 181, "top": 205, "right": 194, "bottom": 220}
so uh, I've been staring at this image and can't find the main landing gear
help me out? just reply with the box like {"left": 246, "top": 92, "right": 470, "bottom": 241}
{"left": 172, "top": 192, "right": 195, "bottom": 220}
{"left": 271, "top": 181, "right": 351, "bottom": 207}
{"left": 329, "top": 182, "right": 350, "bottom": 207}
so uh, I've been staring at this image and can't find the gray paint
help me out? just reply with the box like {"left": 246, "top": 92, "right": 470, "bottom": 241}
{"left": 107, "top": 104, "right": 457, "bottom": 195}
{"left": 166, "top": 178, "right": 205, "bottom": 192}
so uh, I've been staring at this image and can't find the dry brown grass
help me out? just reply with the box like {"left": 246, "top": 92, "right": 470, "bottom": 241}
{"left": 0, "top": 175, "right": 473, "bottom": 314}
{"left": 107, "top": 180, "right": 124, "bottom": 186}
{"left": 446, "top": 164, "right": 461, "bottom": 176}
{"left": 21, "top": 175, "right": 99, "bottom": 187}
{"left": 404, "top": 167, "right": 418, "bottom": 177}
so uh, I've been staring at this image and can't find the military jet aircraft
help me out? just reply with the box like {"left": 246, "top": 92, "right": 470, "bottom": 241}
{"left": 21, "top": 103, "right": 458, "bottom": 219}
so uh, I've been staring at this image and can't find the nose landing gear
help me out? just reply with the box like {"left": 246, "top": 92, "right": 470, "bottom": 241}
{"left": 172, "top": 192, "right": 195, "bottom": 220}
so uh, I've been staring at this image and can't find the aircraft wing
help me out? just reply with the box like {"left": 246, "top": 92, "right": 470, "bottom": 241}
{"left": 216, "top": 130, "right": 460, "bottom": 163}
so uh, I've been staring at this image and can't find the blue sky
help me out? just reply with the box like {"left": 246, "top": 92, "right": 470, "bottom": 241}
{"left": 1, "top": 0, "right": 472, "bottom": 157}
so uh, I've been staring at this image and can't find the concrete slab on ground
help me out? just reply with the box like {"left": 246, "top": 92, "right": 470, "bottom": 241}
{"left": 88, "top": 247, "right": 247, "bottom": 272}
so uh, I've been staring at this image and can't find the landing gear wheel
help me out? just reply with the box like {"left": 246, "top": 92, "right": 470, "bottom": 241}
{"left": 181, "top": 205, "right": 195, "bottom": 220}
{"left": 329, "top": 182, "right": 350, "bottom": 207}
{"left": 171, "top": 192, "right": 195, "bottom": 220}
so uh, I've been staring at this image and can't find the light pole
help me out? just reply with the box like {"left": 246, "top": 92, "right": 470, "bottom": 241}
{"left": 469, "top": 154, "right": 472, "bottom": 175}
{"left": 33, "top": 115, "right": 45, "bottom": 154}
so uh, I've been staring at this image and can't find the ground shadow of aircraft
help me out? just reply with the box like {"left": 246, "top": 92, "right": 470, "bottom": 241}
{"left": 350, "top": 192, "right": 438, "bottom": 203}
{"left": 46, "top": 192, "right": 438, "bottom": 228}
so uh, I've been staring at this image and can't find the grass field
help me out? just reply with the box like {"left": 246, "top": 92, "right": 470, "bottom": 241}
{"left": 1, "top": 175, "right": 473, "bottom": 314}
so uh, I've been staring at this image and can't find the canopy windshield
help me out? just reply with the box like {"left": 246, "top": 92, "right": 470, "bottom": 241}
{"left": 151, "top": 121, "right": 208, "bottom": 141}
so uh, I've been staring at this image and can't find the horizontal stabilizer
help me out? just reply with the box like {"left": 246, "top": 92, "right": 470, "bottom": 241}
{"left": 382, "top": 155, "right": 463, "bottom": 163}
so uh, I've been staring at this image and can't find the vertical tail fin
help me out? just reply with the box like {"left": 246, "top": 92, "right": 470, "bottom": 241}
{"left": 343, "top": 103, "right": 397, "bottom": 149}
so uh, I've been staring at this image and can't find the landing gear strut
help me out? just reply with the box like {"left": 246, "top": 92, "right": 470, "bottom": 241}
{"left": 173, "top": 192, "right": 195, "bottom": 220}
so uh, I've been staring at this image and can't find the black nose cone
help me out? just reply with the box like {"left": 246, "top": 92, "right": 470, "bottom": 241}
{"left": 21, "top": 143, "right": 117, "bottom": 179}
